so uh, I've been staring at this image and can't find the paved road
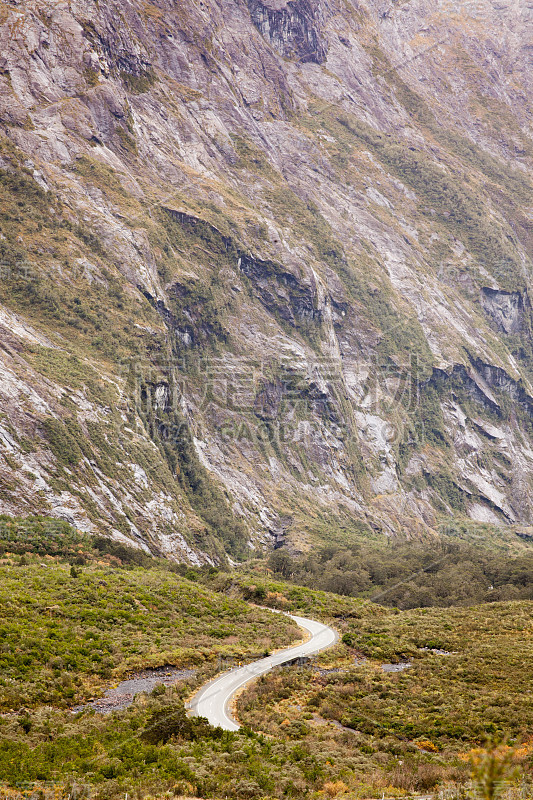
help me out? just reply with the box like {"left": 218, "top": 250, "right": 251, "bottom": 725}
{"left": 188, "top": 613, "right": 338, "bottom": 731}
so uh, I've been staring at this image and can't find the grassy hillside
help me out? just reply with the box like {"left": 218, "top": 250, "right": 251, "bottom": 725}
{"left": 0, "top": 519, "right": 299, "bottom": 712}
{"left": 239, "top": 598, "right": 533, "bottom": 742}
{"left": 236, "top": 592, "right": 533, "bottom": 798}
{"left": 0, "top": 526, "right": 532, "bottom": 799}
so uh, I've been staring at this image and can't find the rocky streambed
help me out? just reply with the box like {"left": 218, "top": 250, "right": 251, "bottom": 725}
{"left": 72, "top": 666, "right": 197, "bottom": 715}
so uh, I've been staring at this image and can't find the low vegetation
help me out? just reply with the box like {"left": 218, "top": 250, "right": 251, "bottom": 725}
{"left": 236, "top": 589, "right": 533, "bottom": 798}
{"left": 0, "top": 518, "right": 532, "bottom": 798}
{"left": 0, "top": 518, "right": 298, "bottom": 712}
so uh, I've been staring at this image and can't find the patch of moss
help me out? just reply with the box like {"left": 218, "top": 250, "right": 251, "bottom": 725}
{"left": 115, "top": 124, "right": 138, "bottom": 154}
{"left": 121, "top": 68, "right": 157, "bottom": 94}
{"left": 72, "top": 156, "right": 129, "bottom": 197}
{"left": 83, "top": 67, "right": 100, "bottom": 87}
{"left": 231, "top": 135, "right": 277, "bottom": 177}
{"left": 26, "top": 347, "right": 97, "bottom": 390}
{"left": 41, "top": 418, "right": 83, "bottom": 467}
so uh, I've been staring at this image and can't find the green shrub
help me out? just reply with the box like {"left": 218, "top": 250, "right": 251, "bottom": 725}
{"left": 142, "top": 701, "right": 219, "bottom": 744}
{"left": 121, "top": 69, "right": 157, "bottom": 94}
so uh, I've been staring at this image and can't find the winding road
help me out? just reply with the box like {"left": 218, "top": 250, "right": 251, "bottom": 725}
{"left": 188, "top": 613, "right": 338, "bottom": 731}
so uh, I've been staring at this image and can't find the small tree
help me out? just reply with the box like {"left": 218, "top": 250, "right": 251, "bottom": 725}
{"left": 142, "top": 701, "right": 218, "bottom": 744}
{"left": 267, "top": 549, "right": 294, "bottom": 578}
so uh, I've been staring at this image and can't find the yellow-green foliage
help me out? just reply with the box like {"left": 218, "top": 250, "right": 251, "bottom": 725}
{"left": 232, "top": 135, "right": 278, "bottom": 178}
{"left": 72, "top": 155, "right": 130, "bottom": 198}
{"left": 240, "top": 599, "right": 533, "bottom": 745}
{"left": 0, "top": 548, "right": 531, "bottom": 800}
{"left": 0, "top": 559, "right": 298, "bottom": 711}
{"left": 237, "top": 598, "right": 533, "bottom": 798}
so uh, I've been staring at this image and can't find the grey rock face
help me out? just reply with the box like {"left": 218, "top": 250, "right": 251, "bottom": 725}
{"left": 246, "top": 0, "right": 328, "bottom": 63}
{"left": 481, "top": 288, "right": 526, "bottom": 335}
{"left": 239, "top": 255, "right": 321, "bottom": 326}
{"left": 0, "top": 0, "right": 532, "bottom": 559}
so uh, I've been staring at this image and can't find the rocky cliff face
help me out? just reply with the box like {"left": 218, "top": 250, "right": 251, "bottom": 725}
{"left": 0, "top": 0, "right": 532, "bottom": 559}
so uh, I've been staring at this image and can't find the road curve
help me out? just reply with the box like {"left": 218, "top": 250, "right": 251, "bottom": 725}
{"left": 187, "top": 613, "right": 338, "bottom": 731}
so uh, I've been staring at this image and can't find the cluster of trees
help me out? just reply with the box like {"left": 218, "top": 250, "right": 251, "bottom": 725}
{"left": 267, "top": 540, "right": 533, "bottom": 608}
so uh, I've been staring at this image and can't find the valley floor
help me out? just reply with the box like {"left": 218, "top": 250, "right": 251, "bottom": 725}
{"left": 0, "top": 530, "right": 532, "bottom": 799}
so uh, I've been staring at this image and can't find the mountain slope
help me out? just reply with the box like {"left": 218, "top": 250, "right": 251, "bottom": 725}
{"left": 0, "top": 0, "right": 532, "bottom": 558}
